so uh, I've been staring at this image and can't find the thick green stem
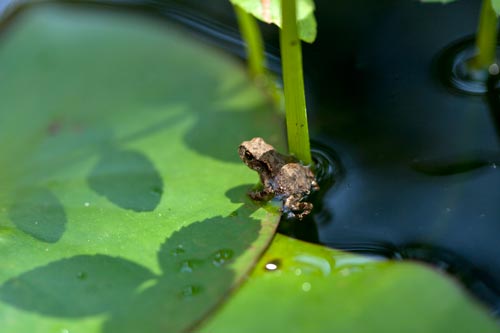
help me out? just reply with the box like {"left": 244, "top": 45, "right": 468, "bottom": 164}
{"left": 280, "top": 0, "right": 312, "bottom": 165}
{"left": 234, "top": 5, "right": 266, "bottom": 78}
{"left": 471, "top": 0, "right": 498, "bottom": 70}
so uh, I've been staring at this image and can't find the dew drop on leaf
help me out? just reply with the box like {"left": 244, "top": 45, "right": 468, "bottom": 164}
{"left": 171, "top": 246, "right": 185, "bottom": 256}
{"left": 179, "top": 285, "right": 203, "bottom": 299}
{"left": 301, "top": 282, "right": 312, "bottom": 292}
{"left": 264, "top": 259, "right": 281, "bottom": 271}
{"left": 179, "top": 259, "right": 203, "bottom": 273}
{"left": 212, "top": 249, "right": 234, "bottom": 267}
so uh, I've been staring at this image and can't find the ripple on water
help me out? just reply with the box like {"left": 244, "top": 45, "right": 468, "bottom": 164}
{"left": 436, "top": 36, "right": 500, "bottom": 95}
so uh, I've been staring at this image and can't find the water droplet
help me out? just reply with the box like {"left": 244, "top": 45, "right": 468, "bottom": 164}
{"left": 489, "top": 63, "right": 499, "bottom": 75}
{"left": 34, "top": 221, "right": 39, "bottom": 225}
{"left": 492, "top": 163, "right": 497, "bottom": 169}
{"left": 212, "top": 249, "right": 233, "bottom": 267}
{"left": 301, "top": 282, "right": 312, "bottom": 292}
{"left": 84, "top": 202, "right": 90, "bottom": 207}
{"left": 171, "top": 246, "right": 185, "bottom": 256}
{"left": 445, "top": 207, "right": 452, "bottom": 213}
{"left": 264, "top": 259, "right": 281, "bottom": 271}
{"left": 294, "top": 268, "right": 302, "bottom": 276}
{"left": 77, "top": 272, "right": 87, "bottom": 280}
{"left": 179, "top": 259, "right": 202, "bottom": 273}
{"left": 179, "top": 261, "right": 193, "bottom": 273}
{"left": 179, "top": 285, "right": 202, "bottom": 298}
{"left": 61, "top": 329, "right": 70, "bottom": 333}
{"left": 158, "top": 213, "right": 162, "bottom": 217}
{"left": 44, "top": 248, "right": 49, "bottom": 252}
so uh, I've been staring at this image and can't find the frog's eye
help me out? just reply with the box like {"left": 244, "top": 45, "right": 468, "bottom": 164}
{"left": 245, "top": 151, "right": 254, "bottom": 161}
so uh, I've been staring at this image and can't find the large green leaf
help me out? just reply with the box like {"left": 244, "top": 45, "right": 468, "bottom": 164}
{"left": 0, "top": 3, "right": 284, "bottom": 332}
{"left": 230, "top": 0, "right": 317, "bottom": 43}
{"left": 201, "top": 234, "right": 499, "bottom": 332}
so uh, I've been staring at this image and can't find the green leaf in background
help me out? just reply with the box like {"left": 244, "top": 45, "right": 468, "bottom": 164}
{"left": 492, "top": 0, "right": 500, "bottom": 15}
{"left": 0, "top": 3, "right": 284, "bottom": 332}
{"left": 201, "top": 234, "right": 499, "bottom": 333}
{"left": 230, "top": 0, "right": 317, "bottom": 43}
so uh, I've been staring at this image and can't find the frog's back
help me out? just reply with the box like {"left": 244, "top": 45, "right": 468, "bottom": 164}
{"left": 274, "top": 163, "right": 315, "bottom": 196}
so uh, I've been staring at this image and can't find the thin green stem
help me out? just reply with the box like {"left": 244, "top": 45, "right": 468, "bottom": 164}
{"left": 280, "top": 0, "right": 312, "bottom": 165}
{"left": 234, "top": 5, "right": 282, "bottom": 107}
{"left": 234, "top": 5, "right": 266, "bottom": 78}
{"left": 471, "top": 0, "right": 498, "bottom": 70}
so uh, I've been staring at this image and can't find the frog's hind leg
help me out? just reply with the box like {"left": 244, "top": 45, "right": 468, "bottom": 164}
{"left": 283, "top": 195, "right": 313, "bottom": 220}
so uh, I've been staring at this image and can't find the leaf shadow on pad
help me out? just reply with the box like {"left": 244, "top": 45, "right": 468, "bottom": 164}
{"left": 103, "top": 212, "right": 261, "bottom": 333}
{"left": 0, "top": 210, "right": 262, "bottom": 332}
{"left": 224, "top": 184, "right": 255, "bottom": 204}
{"left": 184, "top": 109, "right": 285, "bottom": 163}
{"left": 8, "top": 187, "right": 67, "bottom": 243}
{"left": 88, "top": 149, "right": 163, "bottom": 212}
{"left": 0, "top": 255, "right": 155, "bottom": 317}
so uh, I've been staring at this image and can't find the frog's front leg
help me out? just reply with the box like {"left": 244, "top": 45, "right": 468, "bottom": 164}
{"left": 248, "top": 187, "right": 274, "bottom": 202}
{"left": 283, "top": 195, "right": 313, "bottom": 220}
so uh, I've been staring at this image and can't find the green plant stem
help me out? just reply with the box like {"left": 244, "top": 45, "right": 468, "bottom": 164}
{"left": 234, "top": 5, "right": 282, "bottom": 107}
{"left": 280, "top": 0, "right": 312, "bottom": 165}
{"left": 471, "top": 0, "right": 498, "bottom": 70}
{"left": 234, "top": 5, "right": 266, "bottom": 78}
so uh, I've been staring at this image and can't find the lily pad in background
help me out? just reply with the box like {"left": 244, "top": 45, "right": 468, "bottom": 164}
{"left": 201, "top": 234, "right": 500, "bottom": 333}
{"left": 0, "top": 3, "right": 283, "bottom": 332}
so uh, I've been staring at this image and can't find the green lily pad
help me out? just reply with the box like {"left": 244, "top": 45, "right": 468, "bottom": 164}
{"left": 0, "top": 3, "right": 283, "bottom": 332}
{"left": 201, "top": 234, "right": 500, "bottom": 332}
{"left": 230, "top": 0, "right": 317, "bottom": 43}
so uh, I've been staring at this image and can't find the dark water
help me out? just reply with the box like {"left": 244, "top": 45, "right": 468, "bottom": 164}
{"left": 302, "top": 0, "right": 500, "bottom": 314}
{"left": 3, "top": 0, "right": 500, "bottom": 314}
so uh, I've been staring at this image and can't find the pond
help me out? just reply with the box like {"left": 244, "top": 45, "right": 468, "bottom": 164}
{"left": 303, "top": 0, "right": 500, "bottom": 313}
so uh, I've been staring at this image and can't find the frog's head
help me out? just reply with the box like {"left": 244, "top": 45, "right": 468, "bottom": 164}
{"left": 238, "top": 137, "right": 274, "bottom": 172}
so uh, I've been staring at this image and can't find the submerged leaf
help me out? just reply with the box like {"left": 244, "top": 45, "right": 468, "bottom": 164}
{"left": 230, "top": 0, "right": 317, "bottom": 42}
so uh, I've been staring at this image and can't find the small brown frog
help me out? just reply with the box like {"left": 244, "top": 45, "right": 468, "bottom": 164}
{"left": 238, "top": 137, "right": 319, "bottom": 219}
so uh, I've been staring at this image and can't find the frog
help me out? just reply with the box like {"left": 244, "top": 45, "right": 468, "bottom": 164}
{"left": 238, "top": 137, "right": 319, "bottom": 219}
